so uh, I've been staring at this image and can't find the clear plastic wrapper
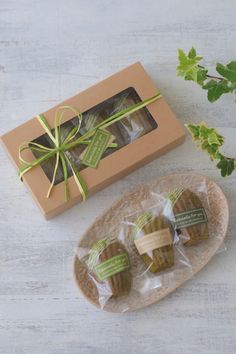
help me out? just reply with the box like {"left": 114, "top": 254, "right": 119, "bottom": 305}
{"left": 150, "top": 175, "right": 226, "bottom": 253}
{"left": 74, "top": 173, "right": 227, "bottom": 312}
{"left": 75, "top": 192, "right": 194, "bottom": 310}
{"left": 122, "top": 198, "right": 192, "bottom": 295}
{"left": 76, "top": 234, "right": 133, "bottom": 309}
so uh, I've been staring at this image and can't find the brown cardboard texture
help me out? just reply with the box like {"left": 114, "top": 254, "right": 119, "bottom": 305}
{"left": 0, "top": 62, "right": 185, "bottom": 219}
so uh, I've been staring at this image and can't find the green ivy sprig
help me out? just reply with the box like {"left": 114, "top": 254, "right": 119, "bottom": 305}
{"left": 186, "top": 122, "right": 235, "bottom": 177}
{"left": 177, "top": 47, "right": 236, "bottom": 177}
{"left": 177, "top": 47, "right": 236, "bottom": 102}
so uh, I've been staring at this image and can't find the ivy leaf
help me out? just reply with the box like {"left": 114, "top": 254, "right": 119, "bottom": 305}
{"left": 186, "top": 122, "right": 235, "bottom": 177}
{"left": 227, "top": 61, "right": 236, "bottom": 71}
{"left": 197, "top": 68, "right": 208, "bottom": 85}
{"left": 207, "top": 131, "right": 224, "bottom": 146}
{"left": 186, "top": 124, "right": 200, "bottom": 139}
{"left": 216, "top": 158, "right": 235, "bottom": 177}
{"left": 177, "top": 48, "right": 206, "bottom": 85}
{"left": 177, "top": 48, "right": 236, "bottom": 104}
{"left": 229, "top": 81, "right": 236, "bottom": 90}
{"left": 203, "top": 79, "right": 231, "bottom": 102}
{"left": 188, "top": 47, "right": 196, "bottom": 59}
{"left": 178, "top": 48, "right": 236, "bottom": 178}
{"left": 198, "top": 123, "right": 224, "bottom": 143}
{"left": 201, "top": 140, "right": 219, "bottom": 160}
{"left": 187, "top": 122, "right": 224, "bottom": 146}
{"left": 216, "top": 61, "right": 236, "bottom": 83}
{"left": 198, "top": 123, "right": 212, "bottom": 139}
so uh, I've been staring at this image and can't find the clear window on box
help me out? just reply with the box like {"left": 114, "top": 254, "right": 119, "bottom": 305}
{"left": 32, "top": 87, "right": 157, "bottom": 185}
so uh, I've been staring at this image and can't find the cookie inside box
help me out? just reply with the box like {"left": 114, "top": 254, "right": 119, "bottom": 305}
{"left": 32, "top": 87, "right": 157, "bottom": 185}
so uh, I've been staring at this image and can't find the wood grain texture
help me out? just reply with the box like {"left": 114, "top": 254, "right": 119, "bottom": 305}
{"left": 0, "top": 0, "right": 236, "bottom": 353}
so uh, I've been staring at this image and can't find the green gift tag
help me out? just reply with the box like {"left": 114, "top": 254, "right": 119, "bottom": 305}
{"left": 82, "top": 129, "right": 111, "bottom": 169}
{"left": 175, "top": 207, "right": 208, "bottom": 228}
{"left": 94, "top": 253, "right": 130, "bottom": 282}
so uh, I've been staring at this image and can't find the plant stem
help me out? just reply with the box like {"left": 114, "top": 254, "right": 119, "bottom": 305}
{"left": 206, "top": 74, "right": 223, "bottom": 81}
{"left": 197, "top": 65, "right": 223, "bottom": 81}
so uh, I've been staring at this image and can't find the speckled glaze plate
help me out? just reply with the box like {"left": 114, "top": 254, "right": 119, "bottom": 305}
{"left": 73, "top": 173, "right": 229, "bottom": 312}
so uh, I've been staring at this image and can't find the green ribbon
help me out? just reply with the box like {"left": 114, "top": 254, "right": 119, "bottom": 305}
{"left": 18, "top": 92, "right": 162, "bottom": 201}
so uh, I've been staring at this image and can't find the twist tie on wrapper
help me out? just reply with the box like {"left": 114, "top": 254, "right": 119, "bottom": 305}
{"left": 18, "top": 93, "right": 162, "bottom": 201}
{"left": 87, "top": 238, "right": 108, "bottom": 271}
{"left": 168, "top": 187, "right": 184, "bottom": 206}
{"left": 132, "top": 211, "right": 153, "bottom": 239}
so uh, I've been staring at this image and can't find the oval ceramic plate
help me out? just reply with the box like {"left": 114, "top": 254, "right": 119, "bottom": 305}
{"left": 73, "top": 173, "right": 229, "bottom": 312}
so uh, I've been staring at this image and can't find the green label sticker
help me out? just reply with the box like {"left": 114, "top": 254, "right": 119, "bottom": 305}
{"left": 175, "top": 208, "right": 208, "bottom": 229}
{"left": 82, "top": 129, "right": 111, "bottom": 168}
{"left": 94, "top": 253, "right": 130, "bottom": 282}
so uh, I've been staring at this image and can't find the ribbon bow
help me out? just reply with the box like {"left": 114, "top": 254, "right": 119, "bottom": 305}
{"left": 18, "top": 93, "right": 162, "bottom": 201}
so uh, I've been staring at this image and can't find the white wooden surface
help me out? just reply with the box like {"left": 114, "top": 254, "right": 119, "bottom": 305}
{"left": 0, "top": 0, "right": 236, "bottom": 353}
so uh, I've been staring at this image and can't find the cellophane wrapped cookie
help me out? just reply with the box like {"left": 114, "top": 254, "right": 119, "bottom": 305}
{"left": 74, "top": 174, "right": 227, "bottom": 312}
{"left": 75, "top": 234, "right": 132, "bottom": 309}
{"left": 132, "top": 213, "right": 175, "bottom": 273}
{"left": 169, "top": 188, "right": 209, "bottom": 246}
{"left": 150, "top": 175, "right": 226, "bottom": 252}
{"left": 122, "top": 197, "right": 192, "bottom": 294}
{"left": 75, "top": 196, "right": 193, "bottom": 310}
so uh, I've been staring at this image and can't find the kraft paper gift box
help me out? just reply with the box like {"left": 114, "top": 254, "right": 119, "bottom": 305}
{"left": 0, "top": 62, "right": 185, "bottom": 219}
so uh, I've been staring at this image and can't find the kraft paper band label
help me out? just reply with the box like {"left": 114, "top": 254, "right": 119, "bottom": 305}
{"left": 82, "top": 129, "right": 111, "bottom": 168}
{"left": 175, "top": 207, "right": 208, "bottom": 228}
{"left": 94, "top": 253, "right": 130, "bottom": 282}
{"left": 134, "top": 228, "right": 172, "bottom": 255}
